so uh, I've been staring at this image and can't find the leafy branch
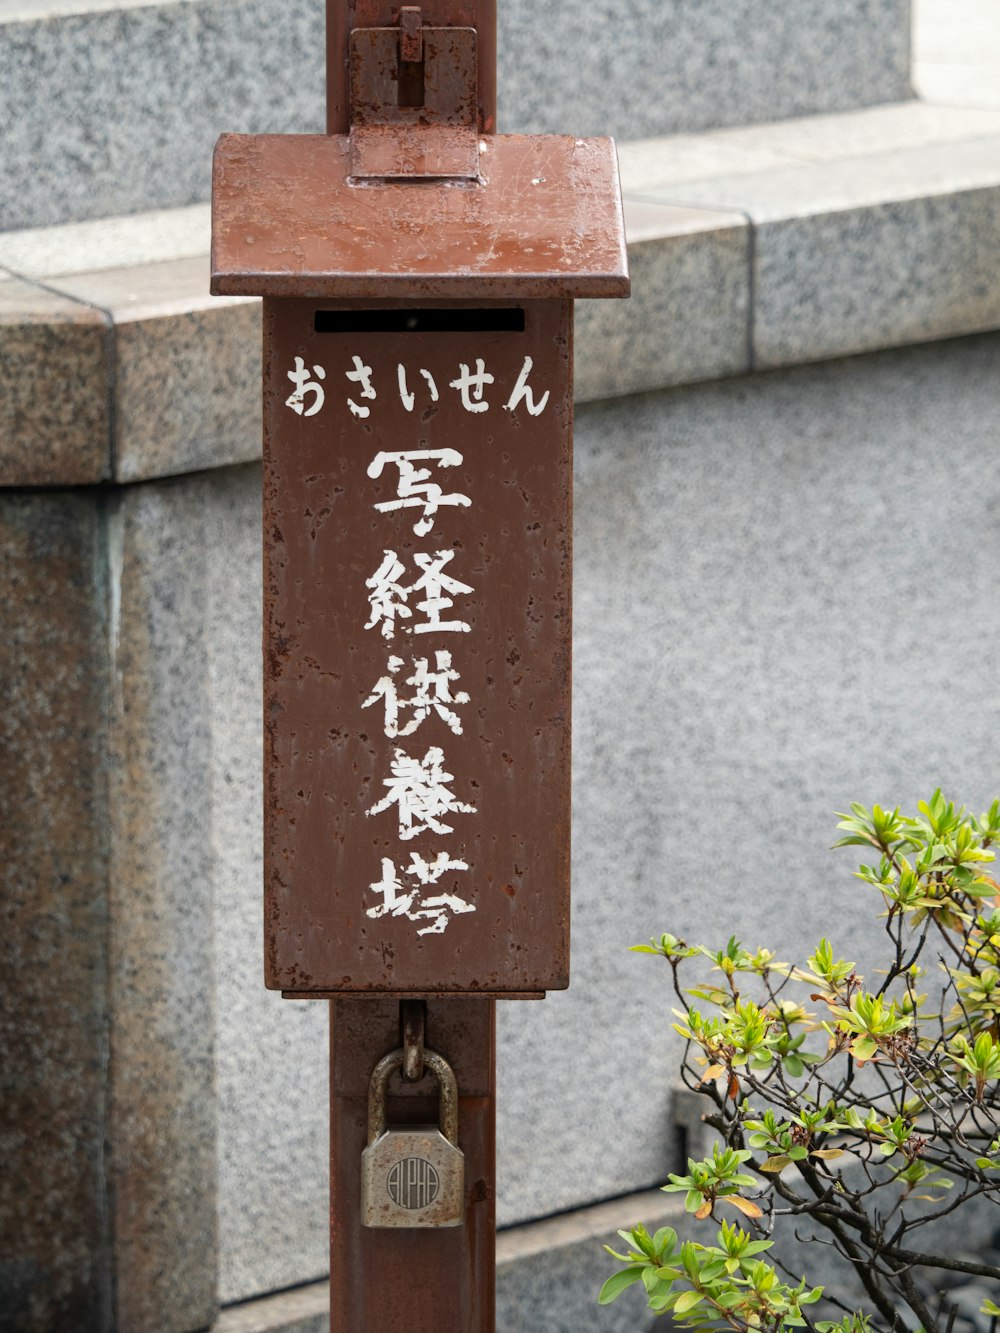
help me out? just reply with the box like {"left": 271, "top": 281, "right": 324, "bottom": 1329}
{"left": 602, "top": 793, "right": 1000, "bottom": 1331}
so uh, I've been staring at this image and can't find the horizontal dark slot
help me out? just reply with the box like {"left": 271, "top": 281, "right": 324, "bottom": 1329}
{"left": 314, "top": 308, "right": 525, "bottom": 334}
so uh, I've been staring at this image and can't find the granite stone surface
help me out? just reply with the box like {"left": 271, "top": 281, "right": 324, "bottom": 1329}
{"left": 751, "top": 185, "right": 1000, "bottom": 367}
{"left": 615, "top": 100, "right": 1000, "bottom": 192}
{"left": 496, "top": 332, "right": 1000, "bottom": 1224}
{"left": 0, "top": 273, "right": 110, "bottom": 484}
{"left": 0, "top": 0, "right": 910, "bottom": 230}
{"left": 575, "top": 200, "right": 750, "bottom": 403}
{"left": 199, "top": 467, "right": 329, "bottom": 1304}
{"left": 0, "top": 493, "right": 111, "bottom": 1332}
{"left": 0, "top": 0, "right": 326, "bottom": 231}
{"left": 55, "top": 260, "right": 262, "bottom": 483}
{"left": 630, "top": 136, "right": 1000, "bottom": 368}
{"left": 1, "top": 204, "right": 212, "bottom": 279}
{"left": 498, "top": 0, "right": 911, "bottom": 142}
{"left": 108, "top": 478, "right": 220, "bottom": 1331}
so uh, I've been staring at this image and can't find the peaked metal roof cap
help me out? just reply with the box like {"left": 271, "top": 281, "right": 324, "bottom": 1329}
{"left": 211, "top": 132, "right": 630, "bottom": 300}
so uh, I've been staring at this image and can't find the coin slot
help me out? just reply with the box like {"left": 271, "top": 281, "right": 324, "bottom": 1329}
{"left": 315, "top": 308, "right": 526, "bottom": 334}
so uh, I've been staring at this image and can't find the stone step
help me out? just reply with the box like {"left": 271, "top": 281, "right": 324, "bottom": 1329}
{"left": 1, "top": 0, "right": 911, "bottom": 232}
{"left": 5, "top": 98, "right": 1000, "bottom": 489}
{"left": 211, "top": 1188, "right": 682, "bottom": 1333}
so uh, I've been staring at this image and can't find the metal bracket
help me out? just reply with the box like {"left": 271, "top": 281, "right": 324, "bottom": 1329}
{"left": 400, "top": 6, "right": 423, "bottom": 64}
{"left": 401, "top": 998, "right": 426, "bottom": 1082}
{"left": 348, "top": 20, "right": 480, "bottom": 179}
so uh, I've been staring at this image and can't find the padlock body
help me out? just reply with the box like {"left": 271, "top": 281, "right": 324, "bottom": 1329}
{"left": 361, "top": 1126, "right": 464, "bottom": 1228}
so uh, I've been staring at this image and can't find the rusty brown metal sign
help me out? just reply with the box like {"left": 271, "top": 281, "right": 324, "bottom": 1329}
{"left": 210, "top": 0, "right": 628, "bottom": 1002}
{"left": 261, "top": 297, "right": 574, "bottom": 994}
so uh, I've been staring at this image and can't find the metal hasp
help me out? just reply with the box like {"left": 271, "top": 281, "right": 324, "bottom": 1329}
{"left": 361, "top": 1047, "right": 464, "bottom": 1227}
{"left": 211, "top": 1, "right": 628, "bottom": 997}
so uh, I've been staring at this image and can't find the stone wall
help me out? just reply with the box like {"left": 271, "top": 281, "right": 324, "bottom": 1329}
{"left": 1, "top": 0, "right": 910, "bottom": 229}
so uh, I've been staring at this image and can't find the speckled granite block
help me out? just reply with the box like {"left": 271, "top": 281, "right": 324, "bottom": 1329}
{"left": 575, "top": 200, "right": 750, "bottom": 403}
{"left": 1, "top": 203, "right": 212, "bottom": 280}
{"left": 199, "top": 467, "right": 329, "bottom": 1304}
{"left": 0, "top": 0, "right": 325, "bottom": 231}
{"left": 0, "top": 274, "right": 110, "bottom": 484}
{"left": 615, "top": 101, "right": 1000, "bottom": 193}
{"left": 753, "top": 185, "right": 1000, "bottom": 366}
{"left": 498, "top": 0, "right": 911, "bottom": 141}
{"left": 108, "top": 478, "right": 220, "bottom": 1331}
{"left": 638, "top": 136, "right": 1000, "bottom": 368}
{"left": 55, "top": 260, "right": 262, "bottom": 483}
{"left": 497, "top": 333, "right": 1000, "bottom": 1225}
{"left": 0, "top": 493, "right": 111, "bottom": 1331}
{"left": 0, "top": 0, "right": 909, "bottom": 230}
{"left": 103, "top": 467, "right": 327, "bottom": 1307}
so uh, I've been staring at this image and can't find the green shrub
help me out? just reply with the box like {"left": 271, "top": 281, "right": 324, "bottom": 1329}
{"left": 601, "top": 793, "right": 1000, "bottom": 1332}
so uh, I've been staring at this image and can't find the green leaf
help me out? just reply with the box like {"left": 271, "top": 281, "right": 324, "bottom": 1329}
{"left": 672, "top": 1289, "right": 704, "bottom": 1315}
{"left": 715, "top": 1290, "right": 746, "bottom": 1309}
{"left": 598, "top": 1267, "right": 645, "bottom": 1304}
{"left": 850, "top": 1036, "right": 878, "bottom": 1063}
{"left": 652, "top": 1226, "right": 677, "bottom": 1252}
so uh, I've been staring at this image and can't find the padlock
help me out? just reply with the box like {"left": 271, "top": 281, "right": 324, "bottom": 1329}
{"left": 361, "top": 1047, "right": 464, "bottom": 1228}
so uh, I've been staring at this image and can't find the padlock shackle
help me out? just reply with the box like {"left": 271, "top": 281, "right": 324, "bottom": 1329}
{"left": 367, "top": 1047, "right": 459, "bottom": 1147}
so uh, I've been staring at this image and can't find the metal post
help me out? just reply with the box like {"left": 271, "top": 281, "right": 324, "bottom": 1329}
{"left": 324, "top": 9, "right": 498, "bottom": 1323}
{"left": 325, "top": 1, "right": 497, "bottom": 135}
{"left": 330, "top": 998, "right": 495, "bottom": 1331}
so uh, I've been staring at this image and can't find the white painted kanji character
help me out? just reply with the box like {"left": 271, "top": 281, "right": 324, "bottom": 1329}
{"left": 346, "top": 355, "right": 376, "bottom": 418}
{"left": 362, "top": 651, "right": 468, "bottom": 738}
{"left": 411, "top": 893, "right": 476, "bottom": 935}
{"left": 365, "top": 550, "right": 412, "bottom": 640}
{"left": 285, "top": 357, "right": 326, "bottom": 416}
{"left": 366, "top": 746, "right": 476, "bottom": 839}
{"left": 403, "top": 651, "right": 469, "bottom": 734}
{"left": 362, "top": 655, "right": 406, "bottom": 734}
{"left": 366, "top": 852, "right": 473, "bottom": 934}
{"left": 504, "top": 355, "right": 549, "bottom": 416}
{"left": 398, "top": 364, "right": 440, "bottom": 412}
{"left": 449, "top": 358, "right": 494, "bottom": 413}
{"left": 406, "top": 849, "right": 470, "bottom": 885}
{"left": 366, "top": 857, "right": 419, "bottom": 919}
{"left": 367, "top": 448, "right": 471, "bottom": 536}
{"left": 410, "top": 550, "right": 473, "bottom": 635}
